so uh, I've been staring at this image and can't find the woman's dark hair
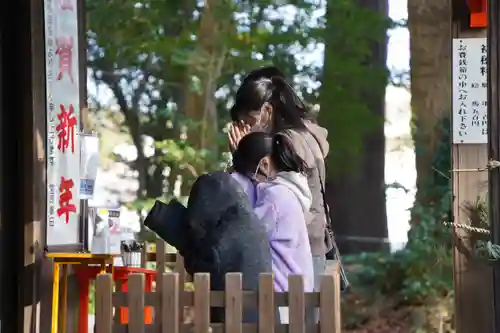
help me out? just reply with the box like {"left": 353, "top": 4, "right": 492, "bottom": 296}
{"left": 271, "top": 134, "right": 308, "bottom": 174}
{"left": 233, "top": 132, "right": 273, "bottom": 176}
{"left": 233, "top": 132, "right": 307, "bottom": 176}
{"left": 241, "top": 66, "right": 285, "bottom": 85}
{"left": 230, "top": 74, "right": 313, "bottom": 132}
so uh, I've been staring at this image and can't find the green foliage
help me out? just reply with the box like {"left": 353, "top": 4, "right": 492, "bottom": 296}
{"left": 347, "top": 227, "right": 453, "bottom": 305}
{"left": 462, "top": 196, "right": 500, "bottom": 262}
{"left": 86, "top": 0, "right": 325, "bottom": 207}
{"left": 476, "top": 240, "right": 500, "bottom": 261}
{"left": 345, "top": 119, "right": 453, "bottom": 305}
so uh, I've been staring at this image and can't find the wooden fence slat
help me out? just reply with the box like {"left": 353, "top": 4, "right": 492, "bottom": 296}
{"left": 320, "top": 261, "right": 341, "bottom": 333}
{"left": 258, "top": 273, "right": 275, "bottom": 333}
{"left": 175, "top": 253, "right": 185, "bottom": 274}
{"left": 156, "top": 240, "right": 166, "bottom": 274}
{"left": 141, "top": 244, "right": 148, "bottom": 268}
{"left": 155, "top": 239, "right": 167, "bottom": 328}
{"left": 161, "top": 273, "right": 180, "bottom": 333}
{"left": 114, "top": 280, "right": 124, "bottom": 325}
{"left": 95, "top": 274, "right": 113, "bottom": 333}
{"left": 194, "top": 273, "right": 210, "bottom": 333}
{"left": 288, "top": 275, "right": 305, "bottom": 333}
{"left": 129, "top": 273, "right": 145, "bottom": 333}
{"left": 175, "top": 253, "right": 189, "bottom": 283}
{"left": 175, "top": 253, "right": 186, "bottom": 324}
{"left": 225, "top": 273, "right": 243, "bottom": 333}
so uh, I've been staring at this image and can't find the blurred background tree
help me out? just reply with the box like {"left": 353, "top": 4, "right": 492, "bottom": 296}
{"left": 320, "top": 0, "right": 390, "bottom": 254}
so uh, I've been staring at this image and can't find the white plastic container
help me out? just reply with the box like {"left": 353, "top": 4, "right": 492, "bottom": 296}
{"left": 122, "top": 252, "right": 141, "bottom": 267}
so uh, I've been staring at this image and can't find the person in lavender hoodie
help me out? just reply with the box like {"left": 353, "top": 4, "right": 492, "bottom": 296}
{"left": 229, "top": 129, "right": 271, "bottom": 206}
{"left": 234, "top": 131, "right": 314, "bottom": 324}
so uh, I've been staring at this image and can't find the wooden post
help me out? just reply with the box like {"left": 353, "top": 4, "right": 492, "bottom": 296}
{"left": 0, "top": 26, "right": 3, "bottom": 331}
{"left": 488, "top": 0, "right": 500, "bottom": 330}
{"left": 452, "top": 5, "right": 493, "bottom": 333}
{"left": 193, "top": 274, "right": 210, "bottom": 333}
{"left": 161, "top": 273, "right": 180, "bottom": 333}
{"left": 7, "top": 0, "right": 53, "bottom": 331}
{"left": 258, "top": 274, "right": 275, "bottom": 333}
{"left": 95, "top": 274, "right": 113, "bottom": 333}
{"left": 0, "top": 16, "right": 23, "bottom": 331}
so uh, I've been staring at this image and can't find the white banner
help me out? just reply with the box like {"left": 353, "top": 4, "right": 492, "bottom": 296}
{"left": 44, "top": 0, "right": 81, "bottom": 247}
{"left": 452, "top": 38, "right": 488, "bottom": 144}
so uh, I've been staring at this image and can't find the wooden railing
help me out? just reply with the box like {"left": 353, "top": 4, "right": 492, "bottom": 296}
{"left": 95, "top": 266, "right": 342, "bottom": 333}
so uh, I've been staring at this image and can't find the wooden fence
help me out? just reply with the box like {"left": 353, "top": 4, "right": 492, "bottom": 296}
{"left": 95, "top": 267, "right": 342, "bottom": 333}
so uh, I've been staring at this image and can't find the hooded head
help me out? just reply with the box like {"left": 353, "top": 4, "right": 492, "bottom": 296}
{"left": 270, "top": 171, "right": 312, "bottom": 213}
{"left": 186, "top": 171, "right": 253, "bottom": 245}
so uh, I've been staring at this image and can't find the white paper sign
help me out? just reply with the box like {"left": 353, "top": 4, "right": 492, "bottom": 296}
{"left": 80, "top": 134, "right": 99, "bottom": 199}
{"left": 452, "top": 38, "right": 488, "bottom": 144}
{"left": 44, "top": 0, "right": 81, "bottom": 247}
{"left": 91, "top": 208, "right": 122, "bottom": 255}
{"left": 90, "top": 208, "right": 135, "bottom": 265}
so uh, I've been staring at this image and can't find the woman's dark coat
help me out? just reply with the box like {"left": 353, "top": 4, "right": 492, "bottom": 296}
{"left": 145, "top": 171, "right": 272, "bottom": 323}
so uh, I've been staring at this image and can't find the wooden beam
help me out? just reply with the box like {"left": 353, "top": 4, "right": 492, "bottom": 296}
{"left": 487, "top": 0, "right": 500, "bottom": 330}
{"left": 1, "top": 13, "right": 22, "bottom": 333}
{"left": 1, "top": 0, "right": 52, "bottom": 331}
{"left": 23, "top": 0, "right": 51, "bottom": 331}
{"left": 0, "top": 20, "right": 3, "bottom": 333}
{"left": 453, "top": 0, "right": 471, "bottom": 26}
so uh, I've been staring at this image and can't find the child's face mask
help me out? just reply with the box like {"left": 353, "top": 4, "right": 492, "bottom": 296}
{"left": 252, "top": 156, "right": 273, "bottom": 182}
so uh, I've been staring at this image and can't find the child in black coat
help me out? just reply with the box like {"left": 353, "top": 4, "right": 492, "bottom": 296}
{"left": 145, "top": 171, "right": 272, "bottom": 323}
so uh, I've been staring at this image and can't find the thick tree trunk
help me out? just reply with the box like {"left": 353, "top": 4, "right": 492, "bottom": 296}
{"left": 321, "top": 0, "right": 389, "bottom": 254}
{"left": 408, "top": 0, "right": 452, "bottom": 220}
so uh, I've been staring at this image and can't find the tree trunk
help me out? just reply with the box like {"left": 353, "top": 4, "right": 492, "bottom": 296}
{"left": 176, "top": 0, "right": 233, "bottom": 196}
{"left": 320, "top": 0, "right": 389, "bottom": 254}
{"left": 408, "top": 0, "right": 452, "bottom": 221}
{"left": 183, "top": 0, "right": 231, "bottom": 151}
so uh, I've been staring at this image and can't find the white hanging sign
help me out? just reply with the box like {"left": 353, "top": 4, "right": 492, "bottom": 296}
{"left": 90, "top": 208, "right": 123, "bottom": 255}
{"left": 44, "top": 0, "right": 81, "bottom": 247}
{"left": 452, "top": 38, "right": 488, "bottom": 144}
{"left": 80, "top": 133, "right": 99, "bottom": 200}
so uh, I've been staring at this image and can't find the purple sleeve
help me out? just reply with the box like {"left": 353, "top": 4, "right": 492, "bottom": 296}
{"left": 254, "top": 189, "right": 279, "bottom": 236}
{"left": 255, "top": 185, "right": 303, "bottom": 243}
